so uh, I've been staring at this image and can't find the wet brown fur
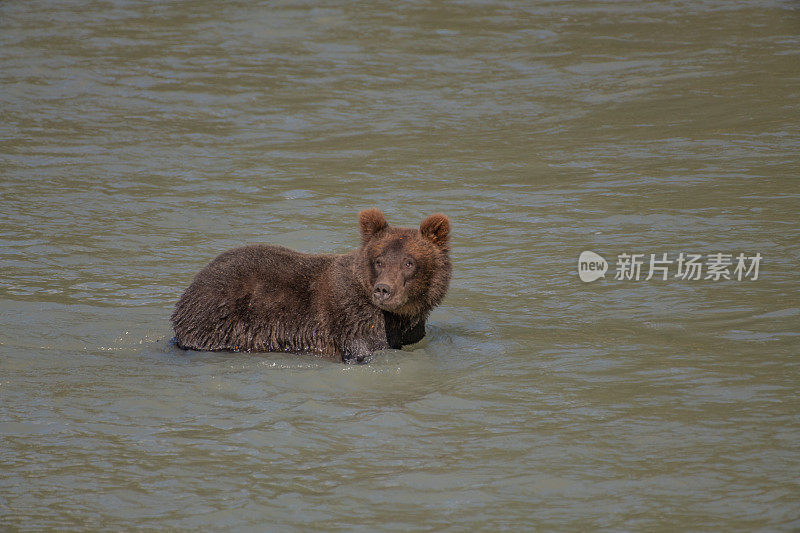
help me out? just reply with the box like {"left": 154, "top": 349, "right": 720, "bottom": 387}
{"left": 171, "top": 209, "right": 451, "bottom": 363}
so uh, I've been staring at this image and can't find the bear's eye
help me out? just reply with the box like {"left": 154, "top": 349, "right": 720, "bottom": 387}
{"left": 374, "top": 259, "right": 383, "bottom": 269}
{"left": 404, "top": 259, "right": 415, "bottom": 269}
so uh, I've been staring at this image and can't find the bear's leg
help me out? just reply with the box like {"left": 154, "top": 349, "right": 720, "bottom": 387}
{"left": 341, "top": 335, "right": 389, "bottom": 364}
{"left": 401, "top": 319, "right": 426, "bottom": 346}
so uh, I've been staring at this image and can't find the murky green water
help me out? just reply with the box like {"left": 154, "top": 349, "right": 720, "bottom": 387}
{"left": 2, "top": 0, "right": 799, "bottom": 530}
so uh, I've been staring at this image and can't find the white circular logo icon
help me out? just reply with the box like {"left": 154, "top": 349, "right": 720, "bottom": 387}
{"left": 578, "top": 251, "right": 608, "bottom": 282}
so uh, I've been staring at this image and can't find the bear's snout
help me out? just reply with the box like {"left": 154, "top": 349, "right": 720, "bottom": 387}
{"left": 372, "top": 283, "right": 393, "bottom": 303}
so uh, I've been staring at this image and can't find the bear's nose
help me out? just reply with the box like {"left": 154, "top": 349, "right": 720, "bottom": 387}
{"left": 373, "top": 283, "right": 392, "bottom": 302}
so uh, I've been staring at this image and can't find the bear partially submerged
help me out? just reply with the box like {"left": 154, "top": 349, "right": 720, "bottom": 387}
{"left": 171, "top": 209, "right": 451, "bottom": 363}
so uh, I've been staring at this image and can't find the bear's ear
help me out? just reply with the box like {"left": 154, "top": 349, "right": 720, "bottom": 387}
{"left": 420, "top": 213, "right": 450, "bottom": 249}
{"left": 359, "top": 208, "right": 388, "bottom": 244}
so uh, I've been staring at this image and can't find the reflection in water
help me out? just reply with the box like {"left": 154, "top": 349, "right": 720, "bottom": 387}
{"left": 1, "top": 0, "right": 798, "bottom": 529}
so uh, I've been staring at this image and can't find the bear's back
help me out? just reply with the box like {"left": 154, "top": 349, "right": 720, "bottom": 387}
{"left": 172, "top": 244, "right": 340, "bottom": 352}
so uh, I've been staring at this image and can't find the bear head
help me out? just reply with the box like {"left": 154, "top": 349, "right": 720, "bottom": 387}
{"left": 355, "top": 208, "right": 451, "bottom": 317}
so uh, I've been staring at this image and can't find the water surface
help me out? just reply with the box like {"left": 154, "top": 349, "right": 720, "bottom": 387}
{"left": 1, "top": 0, "right": 799, "bottom": 530}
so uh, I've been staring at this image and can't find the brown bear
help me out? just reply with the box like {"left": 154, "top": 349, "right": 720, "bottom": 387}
{"left": 171, "top": 209, "right": 451, "bottom": 363}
